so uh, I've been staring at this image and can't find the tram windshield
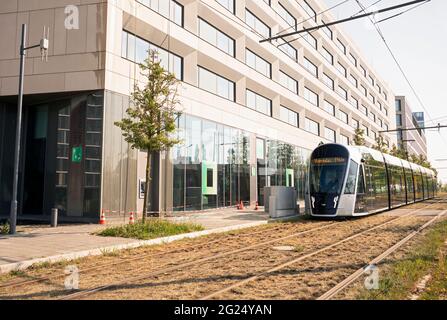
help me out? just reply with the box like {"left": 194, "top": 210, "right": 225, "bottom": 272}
{"left": 310, "top": 157, "right": 347, "bottom": 194}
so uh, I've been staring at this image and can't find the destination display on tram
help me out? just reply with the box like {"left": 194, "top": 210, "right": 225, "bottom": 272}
{"left": 311, "top": 157, "right": 347, "bottom": 164}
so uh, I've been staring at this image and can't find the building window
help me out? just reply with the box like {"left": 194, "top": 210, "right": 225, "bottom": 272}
{"left": 376, "top": 84, "right": 381, "bottom": 93}
{"left": 360, "top": 65, "right": 367, "bottom": 77}
{"left": 324, "top": 127, "right": 336, "bottom": 142}
{"left": 278, "top": 3, "right": 296, "bottom": 28}
{"left": 198, "top": 66, "right": 235, "bottom": 101}
{"left": 246, "top": 48, "right": 271, "bottom": 78}
{"left": 371, "top": 130, "right": 377, "bottom": 140}
{"left": 349, "top": 74, "right": 358, "bottom": 87}
{"left": 321, "top": 20, "right": 333, "bottom": 39}
{"left": 338, "top": 110, "right": 348, "bottom": 124}
{"left": 361, "top": 85, "right": 367, "bottom": 97}
{"left": 340, "top": 134, "right": 349, "bottom": 145}
{"left": 362, "top": 124, "right": 369, "bottom": 136}
{"left": 322, "top": 73, "right": 334, "bottom": 90}
{"left": 198, "top": 18, "right": 235, "bottom": 56}
{"left": 369, "top": 75, "right": 375, "bottom": 86}
{"left": 303, "top": 33, "right": 317, "bottom": 49}
{"left": 369, "top": 112, "right": 376, "bottom": 122}
{"left": 349, "top": 96, "right": 358, "bottom": 108}
{"left": 322, "top": 47, "right": 333, "bottom": 64}
{"left": 216, "top": 0, "right": 235, "bottom": 13}
{"left": 279, "top": 42, "right": 298, "bottom": 60}
{"left": 396, "top": 114, "right": 402, "bottom": 126}
{"left": 302, "top": 1, "right": 317, "bottom": 21}
{"left": 383, "top": 91, "right": 388, "bottom": 101}
{"left": 337, "top": 62, "right": 347, "bottom": 77}
{"left": 121, "top": 30, "right": 182, "bottom": 80}
{"left": 323, "top": 100, "right": 335, "bottom": 115}
{"left": 352, "top": 118, "right": 359, "bottom": 129}
{"left": 349, "top": 53, "right": 357, "bottom": 66}
{"left": 245, "top": 9, "right": 271, "bottom": 39}
{"left": 378, "top": 101, "right": 382, "bottom": 111}
{"left": 280, "top": 106, "right": 299, "bottom": 127}
{"left": 369, "top": 93, "right": 375, "bottom": 103}
{"left": 138, "top": 0, "right": 183, "bottom": 26}
{"left": 279, "top": 71, "right": 298, "bottom": 94}
{"left": 360, "top": 105, "right": 368, "bottom": 116}
{"left": 304, "top": 87, "right": 318, "bottom": 106}
{"left": 395, "top": 99, "right": 402, "bottom": 111}
{"left": 337, "top": 85, "right": 348, "bottom": 100}
{"left": 246, "top": 89, "right": 272, "bottom": 116}
{"left": 304, "top": 57, "right": 318, "bottom": 77}
{"left": 305, "top": 118, "right": 320, "bottom": 135}
{"left": 384, "top": 107, "right": 388, "bottom": 116}
{"left": 336, "top": 38, "right": 346, "bottom": 54}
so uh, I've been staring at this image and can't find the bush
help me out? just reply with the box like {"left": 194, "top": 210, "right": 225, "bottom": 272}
{"left": 0, "top": 222, "right": 10, "bottom": 235}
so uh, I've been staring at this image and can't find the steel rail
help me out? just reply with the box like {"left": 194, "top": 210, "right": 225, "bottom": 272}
{"left": 56, "top": 222, "right": 337, "bottom": 300}
{"left": 0, "top": 222, "right": 306, "bottom": 289}
{"left": 317, "top": 209, "right": 447, "bottom": 300}
{"left": 199, "top": 201, "right": 442, "bottom": 300}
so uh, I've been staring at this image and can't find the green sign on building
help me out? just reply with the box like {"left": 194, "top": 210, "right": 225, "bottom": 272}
{"left": 72, "top": 146, "right": 83, "bottom": 163}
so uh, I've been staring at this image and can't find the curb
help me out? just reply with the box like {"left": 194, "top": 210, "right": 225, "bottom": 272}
{"left": 0, "top": 220, "right": 268, "bottom": 275}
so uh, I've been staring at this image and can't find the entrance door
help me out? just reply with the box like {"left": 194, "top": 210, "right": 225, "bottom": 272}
{"left": 22, "top": 105, "right": 48, "bottom": 215}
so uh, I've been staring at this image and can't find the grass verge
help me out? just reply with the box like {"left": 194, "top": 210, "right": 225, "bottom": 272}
{"left": 97, "top": 219, "right": 204, "bottom": 240}
{"left": 357, "top": 219, "right": 447, "bottom": 300}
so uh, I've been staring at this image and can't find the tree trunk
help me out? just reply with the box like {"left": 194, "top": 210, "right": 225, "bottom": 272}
{"left": 142, "top": 150, "right": 152, "bottom": 223}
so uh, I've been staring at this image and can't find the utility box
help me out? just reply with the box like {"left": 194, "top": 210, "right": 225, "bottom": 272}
{"left": 264, "top": 186, "right": 298, "bottom": 218}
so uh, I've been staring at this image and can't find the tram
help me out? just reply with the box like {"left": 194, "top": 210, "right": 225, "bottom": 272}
{"left": 306, "top": 143, "right": 437, "bottom": 217}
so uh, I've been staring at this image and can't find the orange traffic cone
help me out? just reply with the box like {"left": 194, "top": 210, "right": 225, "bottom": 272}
{"left": 99, "top": 209, "right": 106, "bottom": 225}
{"left": 254, "top": 201, "right": 259, "bottom": 211}
{"left": 239, "top": 201, "right": 245, "bottom": 210}
{"left": 129, "top": 211, "right": 135, "bottom": 225}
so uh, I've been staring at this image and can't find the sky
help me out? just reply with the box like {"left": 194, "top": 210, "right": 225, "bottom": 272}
{"left": 321, "top": 0, "right": 447, "bottom": 183}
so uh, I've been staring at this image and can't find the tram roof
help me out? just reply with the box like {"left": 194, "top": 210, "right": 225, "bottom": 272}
{"left": 343, "top": 145, "right": 435, "bottom": 177}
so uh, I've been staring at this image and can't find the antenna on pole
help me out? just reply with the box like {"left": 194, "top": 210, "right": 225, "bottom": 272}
{"left": 40, "top": 26, "right": 49, "bottom": 62}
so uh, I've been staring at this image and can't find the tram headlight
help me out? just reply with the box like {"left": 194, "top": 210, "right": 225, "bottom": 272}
{"left": 311, "top": 196, "right": 315, "bottom": 208}
{"left": 333, "top": 196, "right": 339, "bottom": 208}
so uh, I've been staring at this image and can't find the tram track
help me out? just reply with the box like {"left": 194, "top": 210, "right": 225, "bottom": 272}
{"left": 197, "top": 203, "right": 442, "bottom": 300}
{"left": 56, "top": 201, "right": 438, "bottom": 300}
{"left": 0, "top": 221, "right": 329, "bottom": 290}
{"left": 0, "top": 199, "right": 442, "bottom": 300}
{"left": 317, "top": 209, "right": 447, "bottom": 300}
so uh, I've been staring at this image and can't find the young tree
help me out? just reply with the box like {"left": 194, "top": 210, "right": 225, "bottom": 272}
{"left": 353, "top": 128, "right": 366, "bottom": 146}
{"left": 373, "top": 135, "right": 389, "bottom": 153}
{"left": 390, "top": 144, "right": 408, "bottom": 160}
{"left": 115, "top": 50, "right": 182, "bottom": 220}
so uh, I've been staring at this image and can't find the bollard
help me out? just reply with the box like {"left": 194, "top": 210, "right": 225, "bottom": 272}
{"left": 51, "top": 208, "right": 58, "bottom": 228}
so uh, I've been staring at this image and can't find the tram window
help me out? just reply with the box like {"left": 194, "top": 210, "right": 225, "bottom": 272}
{"left": 344, "top": 160, "right": 358, "bottom": 194}
{"left": 310, "top": 157, "right": 347, "bottom": 194}
{"left": 357, "top": 166, "right": 366, "bottom": 194}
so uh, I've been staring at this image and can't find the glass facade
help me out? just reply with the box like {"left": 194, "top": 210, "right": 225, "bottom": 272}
{"left": 171, "top": 115, "right": 251, "bottom": 211}
{"left": 169, "top": 114, "right": 310, "bottom": 212}
{"left": 257, "top": 139, "right": 310, "bottom": 207}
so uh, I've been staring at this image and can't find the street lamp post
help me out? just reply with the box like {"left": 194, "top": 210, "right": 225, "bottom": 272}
{"left": 9, "top": 24, "right": 49, "bottom": 234}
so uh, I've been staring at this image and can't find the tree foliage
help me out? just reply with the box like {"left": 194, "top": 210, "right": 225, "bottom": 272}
{"left": 353, "top": 128, "right": 366, "bottom": 146}
{"left": 115, "top": 50, "right": 182, "bottom": 219}
{"left": 373, "top": 135, "right": 389, "bottom": 154}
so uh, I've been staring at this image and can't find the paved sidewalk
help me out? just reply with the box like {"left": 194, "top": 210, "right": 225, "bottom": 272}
{"left": 0, "top": 208, "right": 270, "bottom": 274}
